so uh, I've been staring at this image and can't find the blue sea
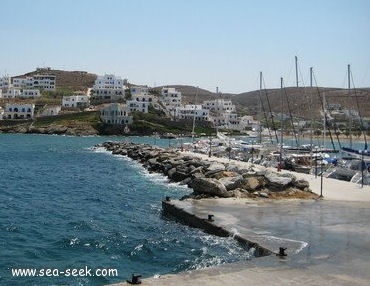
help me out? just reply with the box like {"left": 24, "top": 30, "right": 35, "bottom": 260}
{"left": 0, "top": 134, "right": 253, "bottom": 286}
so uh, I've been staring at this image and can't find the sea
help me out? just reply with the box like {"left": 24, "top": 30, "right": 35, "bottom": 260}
{"left": 0, "top": 134, "right": 253, "bottom": 286}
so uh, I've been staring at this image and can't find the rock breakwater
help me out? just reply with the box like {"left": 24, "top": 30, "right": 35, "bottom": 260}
{"left": 98, "top": 142, "right": 318, "bottom": 200}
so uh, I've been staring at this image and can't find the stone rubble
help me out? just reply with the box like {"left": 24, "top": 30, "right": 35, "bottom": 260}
{"left": 98, "top": 142, "right": 318, "bottom": 200}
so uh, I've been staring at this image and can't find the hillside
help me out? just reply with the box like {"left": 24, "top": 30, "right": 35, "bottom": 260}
{"left": 10, "top": 69, "right": 370, "bottom": 119}
{"left": 152, "top": 85, "right": 216, "bottom": 103}
{"left": 234, "top": 87, "right": 370, "bottom": 119}
{"left": 13, "top": 68, "right": 97, "bottom": 91}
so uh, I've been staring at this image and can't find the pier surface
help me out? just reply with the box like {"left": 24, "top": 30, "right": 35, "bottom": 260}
{"left": 110, "top": 153, "right": 370, "bottom": 286}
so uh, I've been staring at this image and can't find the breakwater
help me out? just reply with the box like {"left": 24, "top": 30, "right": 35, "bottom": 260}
{"left": 98, "top": 141, "right": 317, "bottom": 200}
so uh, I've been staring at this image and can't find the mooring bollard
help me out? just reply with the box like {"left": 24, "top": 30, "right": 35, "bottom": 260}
{"left": 208, "top": 214, "right": 214, "bottom": 222}
{"left": 277, "top": 247, "right": 287, "bottom": 257}
{"left": 127, "top": 274, "right": 142, "bottom": 285}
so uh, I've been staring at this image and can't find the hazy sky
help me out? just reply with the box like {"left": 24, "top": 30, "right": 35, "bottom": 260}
{"left": 1, "top": 0, "right": 369, "bottom": 93}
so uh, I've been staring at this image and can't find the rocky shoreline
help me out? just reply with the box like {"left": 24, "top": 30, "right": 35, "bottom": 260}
{"left": 98, "top": 141, "right": 318, "bottom": 200}
{"left": 0, "top": 122, "right": 98, "bottom": 136}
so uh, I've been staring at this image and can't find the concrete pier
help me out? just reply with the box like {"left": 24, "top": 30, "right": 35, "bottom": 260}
{"left": 105, "top": 146, "right": 370, "bottom": 286}
{"left": 111, "top": 198, "right": 370, "bottom": 286}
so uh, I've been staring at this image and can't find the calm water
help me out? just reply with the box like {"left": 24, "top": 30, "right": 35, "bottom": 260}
{"left": 0, "top": 134, "right": 252, "bottom": 286}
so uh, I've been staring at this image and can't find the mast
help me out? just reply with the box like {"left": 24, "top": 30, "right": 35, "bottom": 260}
{"left": 348, "top": 64, "right": 353, "bottom": 149}
{"left": 258, "top": 72, "right": 274, "bottom": 144}
{"left": 323, "top": 92, "right": 327, "bottom": 148}
{"left": 280, "top": 77, "right": 284, "bottom": 165}
{"left": 283, "top": 83, "right": 299, "bottom": 147}
{"left": 192, "top": 86, "right": 198, "bottom": 144}
{"left": 259, "top": 72, "right": 263, "bottom": 144}
{"left": 262, "top": 77, "right": 279, "bottom": 144}
{"left": 295, "top": 56, "right": 299, "bottom": 87}
{"left": 309, "top": 67, "right": 313, "bottom": 148}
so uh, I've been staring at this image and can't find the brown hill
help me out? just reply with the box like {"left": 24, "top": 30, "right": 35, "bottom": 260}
{"left": 234, "top": 87, "right": 370, "bottom": 119}
{"left": 152, "top": 85, "right": 216, "bottom": 103}
{"left": 13, "top": 68, "right": 97, "bottom": 91}
{"left": 11, "top": 69, "right": 370, "bottom": 119}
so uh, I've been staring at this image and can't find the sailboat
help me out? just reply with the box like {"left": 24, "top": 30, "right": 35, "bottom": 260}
{"left": 340, "top": 65, "right": 369, "bottom": 162}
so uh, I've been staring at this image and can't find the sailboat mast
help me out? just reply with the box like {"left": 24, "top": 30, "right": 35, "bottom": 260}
{"left": 192, "top": 86, "right": 198, "bottom": 144}
{"left": 259, "top": 72, "right": 263, "bottom": 144}
{"left": 309, "top": 67, "right": 313, "bottom": 148}
{"left": 295, "top": 56, "right": 299, "bottom": 87}
{"left": 323, "top": 92, "right": 326, "bottom": 148}
{"left": 348, "top": 64, "right": 353, "bottom": 149}
{"left": 280, "top": 77, "right": 284, "bottom": 163}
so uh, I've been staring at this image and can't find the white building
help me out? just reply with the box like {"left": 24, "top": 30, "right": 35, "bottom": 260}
{"left": 62, "top": 94, "right": 90, "bottom": 108}
{"left": 130, "top": 85, "right": 149, "bottom": 96}
{"left": 0, "top": 106, "right": 4, "bottom": 120}
{"left": 4, "top": 103, "right": 35, "bottom": 119}
{"left": 91, "top": 74, "right": 126, "bottom": 102}
{"left": 0, "top": 75, "right": 11, "bottom": 90}
{"left": 12, "top": 76, "right": 33, "bottom": 89}
{"left": 94, "top": 74, "right": 124, "bottom": 89}
{"left": 33, "top": 74, "right": 56, "bottom": 90}
{"left": 20, "top": 89, "right": 41, "bottom": 98}
{"left": 213, "top": 112, "right": 240, "bottom": 128}
{"left": 126, "top": 100, "right": 150, "bottom": 113}
{"left": 202, "top": 99, "right": 236, "bottom": 113}
{"left": 38, "top": 105, "right": 61, "bottom": 117}
{"left": 161, "top": 87, "right": 182, "bottom": 109}
{"left": 238, "top": 115, "right": 260, "bottom": 131}
{"left": 176, "top": 104, "right": 210, "bottom": 121}
{"left": 1, "top": 88, "right": 22, "bottom": 99}
{"left": 100, "top": 103, "right": 133, "bottom": 125}
{"left": 13, "top": 75, "right": 56, "bottom": 91}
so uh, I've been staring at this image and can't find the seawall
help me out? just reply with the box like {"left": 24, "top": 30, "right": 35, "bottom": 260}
{"left": 97, "top": 141, "right": 317, "bottom": 200}
{"left": 162, "top": 199, "right": 272, "bottom": 257}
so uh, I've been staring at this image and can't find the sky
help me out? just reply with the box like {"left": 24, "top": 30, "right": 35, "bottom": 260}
{"left": 0, "top": 0, "right": 369, "bottom": 93}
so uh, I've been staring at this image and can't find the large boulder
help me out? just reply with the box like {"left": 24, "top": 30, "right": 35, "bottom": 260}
{"left": 293, "top": 179, "right": 310, "bottom": 190}
{"left": 219, "top": 175, "right": 245, "bottom": 191}
{"left": 264, "top": 171, "right": 294, "bottom": 191}
{"left": 192, "top": 177, "right": 232, "bottom": 198}
{"left": 243, "top": 176, "right": 264, "bottom": 191}
{"left": 207, "top": 162, "right": 226, "bottom": 172}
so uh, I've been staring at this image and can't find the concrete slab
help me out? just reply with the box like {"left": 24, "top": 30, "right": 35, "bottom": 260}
{"left": 111, "top": 199, "right": 370, "bottom": 286}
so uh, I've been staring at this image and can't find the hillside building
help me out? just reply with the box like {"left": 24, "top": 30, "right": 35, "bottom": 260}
{"left": 62, "top": 94, "right": 90, "bottom": 108}
{"left": 4, "top": 103, "right": 35, "bottom": 119}
{"left": 126, "top": 100, "right": 150, "bottom": 113}
{"left": 213, "top": 112, "right": 240, "bottom": 129}
{"left": 126, "top": 86, "right": 156, "bottom": 114}
{"left": 176, "top": 105, "right": 210, "bottom": 121}
{"left": 0, "top": 75, "right": 11, "bottom": 90}
{"left": 100, "top": 103, "right": 133, "bottom": 125}
{"left": 91, "top": 74, "right": 126, "bottom": 103}
{"left": 161, "top": 87, "right": 182, "bottom": 110}
{"left": 20, "top": 89, "right": 41, "bottom": 98}
{"left": 202, "top": 99, "right": 236, "bottom": 113}
{"left": 0, "top": 87, "right": 22, "bottom": 99}
{"left": 38, "top": 105, "right": 61, "bottom": 117}
{"left": 130, "top": 86, "right": 149, "bottom": 96}
{"left": 12, "top": 74, "right": 56, "bottom": 91}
